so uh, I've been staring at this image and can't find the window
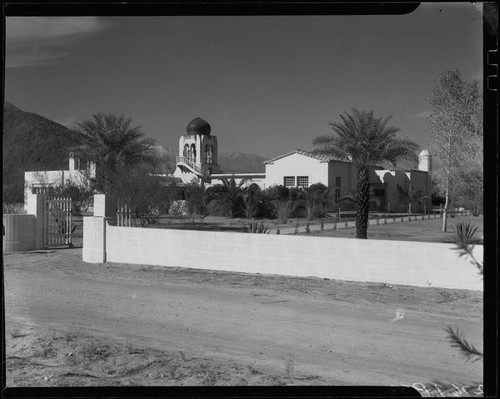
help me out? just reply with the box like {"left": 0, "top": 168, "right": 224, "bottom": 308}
{"left": 297, "top": 176, "right": 309, "bottom": 187}
{"left": 283, "top": 176, "right": 295, "bottom": 187}
{"left": 335, "top": 188, "right": 341, "bottom": 202}
{"left": 334, "top": 177, "right": 342, "bottom": 202}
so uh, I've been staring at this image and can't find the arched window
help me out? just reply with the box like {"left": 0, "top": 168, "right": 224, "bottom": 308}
{"left": 183, "top": 144, "right": 189, "bottom": 159}
{"left": 210, "top": 145, "right": 214, "bottom": 163}
{"left": 191, "top": 144, "right": 196, "bottom": 162}
{"left": 205, "top": 145, "right": 210, "bottom": 163}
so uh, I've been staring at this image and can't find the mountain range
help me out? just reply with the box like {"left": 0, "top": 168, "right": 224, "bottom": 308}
{"left": 2, "top": 102, "right": 267, "bottom": 201}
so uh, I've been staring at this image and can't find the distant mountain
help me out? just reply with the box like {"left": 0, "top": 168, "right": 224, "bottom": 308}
{"left": 3, "top": 102, "right": 83, "bottom": 171}
{"left": 3, "top": 102, "right": 84, "bottom": 201}
{"left": 218, "top": 151, "right": 267, "bottom": 174}
{"left": 150, "top": 145, "right": 176, "bottom": 174}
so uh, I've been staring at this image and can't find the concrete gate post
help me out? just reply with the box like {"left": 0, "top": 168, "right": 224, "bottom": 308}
{"left": 27, "top": 193, "right": 45, "bottom": 249}
{"left": 82, "top": 194, "right": 115, "bottom": 263}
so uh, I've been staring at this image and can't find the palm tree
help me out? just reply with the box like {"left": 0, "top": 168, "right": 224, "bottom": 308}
{"left": 242, "top": 183, "right": 262, "bottom": 219}
{"left": 210, "top": 175, "right": 250, "bottom": 218}
{"left": 338, "top": 187, "right": 378, "bottom": 213}
{"left": 75, "top": 113, "right": 156, "bottom": 194}
{"left": 298, "top": 183, "right": 330, "bottom": 221}
{"left": 313, "top": 109, "right": 418, "bottom": 238}
{"left": 397, "top": 184, "right": 425, "bottom": 214}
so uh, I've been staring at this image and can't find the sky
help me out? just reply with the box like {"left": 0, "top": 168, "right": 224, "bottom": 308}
{"left": 5, "top": 3, "right": 483, "bottom": 159}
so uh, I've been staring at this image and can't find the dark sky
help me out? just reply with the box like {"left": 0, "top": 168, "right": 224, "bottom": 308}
{"left": 5, "top": 3, "right": 482, "bottom": 158}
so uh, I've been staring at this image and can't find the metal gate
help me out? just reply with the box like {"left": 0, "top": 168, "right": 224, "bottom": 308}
{"left": 45, "top": 197, "right": 74, "bottom": 248}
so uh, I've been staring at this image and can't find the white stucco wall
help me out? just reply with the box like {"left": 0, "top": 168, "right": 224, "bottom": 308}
{"left": 265, "top": 153, "right": 329, "bottom": 187}
{"left": 93, "top": 222, "right": 483, "bottom": 291}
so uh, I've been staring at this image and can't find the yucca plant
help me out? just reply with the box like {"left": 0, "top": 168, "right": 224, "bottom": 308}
{"left": 445, "top": 326, "right": 483, "bottom": 363}
{"left": 442, "top": 221, "right": 484, "bottom": 372}
{"left": 455, "top": 220, "right": 478, "bottom": 245}
{"left": 454, "top": 221, "right": 482, "bottom": 275}
{"left": 242, "top": 220, "right": 270, "bottom": 234}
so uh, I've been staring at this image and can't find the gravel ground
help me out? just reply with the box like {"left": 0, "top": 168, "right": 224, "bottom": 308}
{"left": 4, "top": 248, "right": 483, "bottom": 391}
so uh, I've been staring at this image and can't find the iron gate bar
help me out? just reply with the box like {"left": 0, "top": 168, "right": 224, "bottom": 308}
{"left": 44, "top": 196, "right": 73, "bottom": 248}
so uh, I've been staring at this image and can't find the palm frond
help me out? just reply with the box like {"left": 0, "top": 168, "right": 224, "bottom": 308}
{"left": 445, "top": 326, "right": 483, "bottom": 363}
{"left": 314, "top": 109, "right": 418, "bottom": 171}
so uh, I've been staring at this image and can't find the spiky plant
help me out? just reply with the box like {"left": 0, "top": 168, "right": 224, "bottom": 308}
{"left": 442, "top": 221, "right": 483, "bottom": 370}
{"left": 242, "top": 220, "right": 270, "bottom": 234}
{"left": 455, "top": 221, "right": 482, "bottom": 275}
{"left": 455, "top": 220, "right": 478, "bottom": 244}
{"left": 445, "top": 326, "right": 483, "bottom": 363}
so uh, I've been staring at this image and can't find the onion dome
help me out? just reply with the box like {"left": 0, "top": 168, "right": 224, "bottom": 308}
{"left": 186, "top": 117, "right": 211, "bottom": 136}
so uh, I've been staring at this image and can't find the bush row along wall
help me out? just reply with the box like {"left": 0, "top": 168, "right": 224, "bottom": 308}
{"left": 83, "top": 216, "right": 483, "bottom": 291}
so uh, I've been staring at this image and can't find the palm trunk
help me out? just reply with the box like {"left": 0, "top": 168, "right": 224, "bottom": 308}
{"left": 356, "top": 167, "right": 370, "bottom": 239}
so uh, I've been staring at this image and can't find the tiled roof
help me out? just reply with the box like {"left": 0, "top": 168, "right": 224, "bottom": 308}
{"left": 263, "top": 149, "right": 346, "bottom": 164}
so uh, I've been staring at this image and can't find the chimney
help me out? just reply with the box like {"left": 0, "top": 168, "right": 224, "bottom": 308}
{"left": 418, "top": 150, "right": 431, "bottom": 174}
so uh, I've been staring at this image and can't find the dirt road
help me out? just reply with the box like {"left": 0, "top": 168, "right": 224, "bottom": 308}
{"left": 4, "top": 248, "right": 483, "bottom": 389}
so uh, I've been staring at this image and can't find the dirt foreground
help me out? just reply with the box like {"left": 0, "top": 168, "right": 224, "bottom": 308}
{"left": 4, "top": 248, "right": 483, "bottom": 393}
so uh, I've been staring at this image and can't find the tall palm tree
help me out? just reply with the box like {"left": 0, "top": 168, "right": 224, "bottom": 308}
{"left": 313, "top": 109, "right": 418, "bottom": 238}
{"left": 75, "top": 113, "right": 156, "bottom": 193}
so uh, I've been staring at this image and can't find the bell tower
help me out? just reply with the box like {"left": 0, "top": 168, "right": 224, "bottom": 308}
{"left": 173, "top": 117, "right": 221, "bottom": 183}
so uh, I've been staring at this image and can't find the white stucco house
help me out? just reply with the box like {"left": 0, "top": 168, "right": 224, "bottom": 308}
{"left": 172, "top": 117, "right": 432, "bottom": 213}
{"left": 24, "top": 153, "right": 96, "bottom": 203}
{"left": 261, "top": 148, "right": 432, "bottom": 213}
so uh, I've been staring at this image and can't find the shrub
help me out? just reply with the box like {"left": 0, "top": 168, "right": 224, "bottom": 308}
{"left": 455, "top": 220, "right": 478, "bottom": 244}
{"left": 81, "top": 340, "right": 111, "bottom": 361}
{"left": 242, "top": 220, "right": 270, "bottom": 234}
{"left": 206, "top": 199, "right": 231, "bottom": 217}
{"left": 275, "top": 200, "right": 293, "bottom": 223}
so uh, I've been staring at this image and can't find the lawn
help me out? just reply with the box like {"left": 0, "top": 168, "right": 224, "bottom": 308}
{"left": 71, "top": 213, "right": 483, "bottom": 247}
{"left": 301, "top": 215, "right": 483, "bottom": 243}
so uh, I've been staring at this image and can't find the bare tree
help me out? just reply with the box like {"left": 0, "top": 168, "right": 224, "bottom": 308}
{"left": 428, "top": 69, "right": 483, "bottom": 231}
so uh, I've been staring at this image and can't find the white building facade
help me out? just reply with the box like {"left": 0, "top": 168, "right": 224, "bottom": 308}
{"left": 23, "top": 117, "right": 432, "bottom": 214}
{"left": 172, "top": 118, "right": 432, "bottom": 213}
{"left": 24, "top": 153, "right": 96, "bottom": 203}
